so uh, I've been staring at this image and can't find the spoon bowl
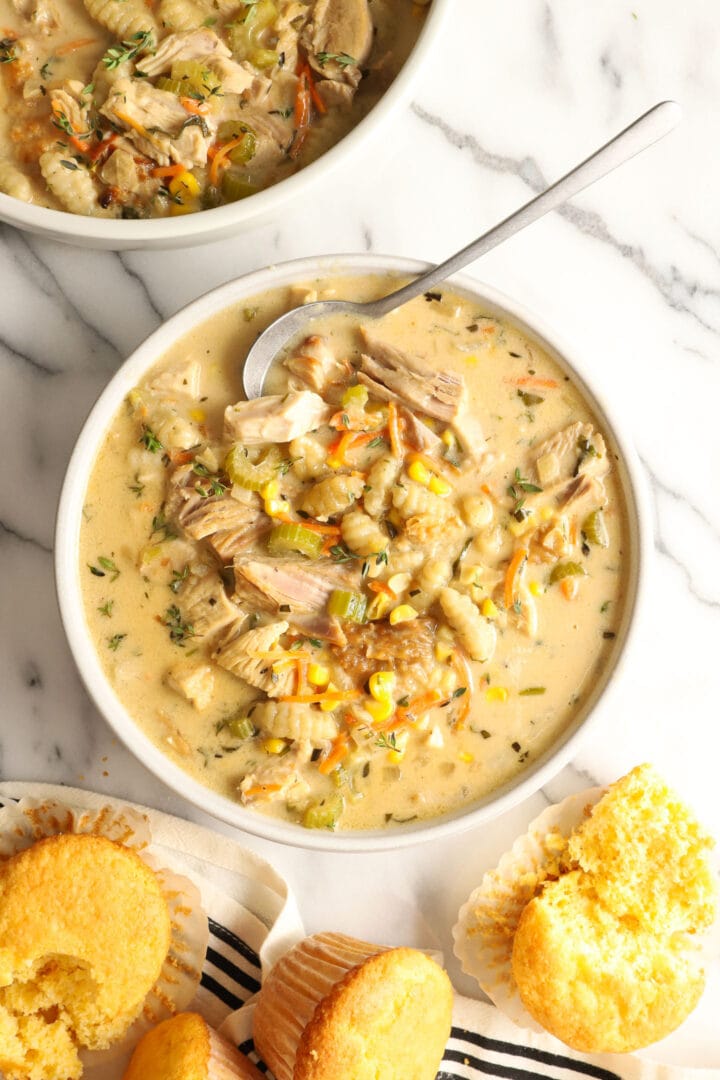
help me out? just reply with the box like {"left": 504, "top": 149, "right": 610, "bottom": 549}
{"left": 243, "top": 100, "right": 681, "bottom": 399}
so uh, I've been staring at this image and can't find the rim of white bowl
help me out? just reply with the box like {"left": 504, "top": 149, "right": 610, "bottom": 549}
{"left": 55, "top": 253, "right": 651, "bottom": 851}
{"left": 0, "top": 0, "right": 452, "bottom": 250}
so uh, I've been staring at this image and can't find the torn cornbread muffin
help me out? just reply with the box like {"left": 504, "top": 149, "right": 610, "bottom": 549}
{"left": 511, "top": 764, "right": 717, "bottom": 1053}
{"left": 253, "top": 932, "right": 453, "bottom": 1080}
{"left": 0, "top": 833, "right": 172, "bottom": 1080}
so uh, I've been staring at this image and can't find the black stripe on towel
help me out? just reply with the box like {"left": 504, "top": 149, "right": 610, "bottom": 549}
{"left": 439, "top": 1030, "right": 622, "bottom": 1080}
{"left": 208, "top": 916, "right": 261, "bottom": 967}
{"left": 206, "top": 944, "right": 261, "bottom": 994}
{"left": 200, "top": 971, "right": 244, "bottom": 1011}
{"left": 237, "top": 1040, "right": 269, "bottom": 1074}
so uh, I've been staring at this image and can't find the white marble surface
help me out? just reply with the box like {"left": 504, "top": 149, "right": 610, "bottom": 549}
{"left": 2, "top": 0, "right": 720, "bottom": 1032}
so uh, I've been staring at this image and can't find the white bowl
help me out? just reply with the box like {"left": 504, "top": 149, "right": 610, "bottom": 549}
{"left": 0, "top": 2, "right": 450, "bottom": 251}
{"left": 55, "top": 254, "right": 650, "bottom": 851}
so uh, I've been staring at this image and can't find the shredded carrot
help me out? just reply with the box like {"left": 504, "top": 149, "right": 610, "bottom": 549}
{"left": 507, "top": 376, "right": 559, "bottom": 390}
{"left": 327, "top": 429, "right": 355, "bottom": 466}
{"left": 55, "top": 37, "right": 98, "bottom": 56}
{"left": 387, "top": 401, "right": 403, "bottom": 457}
{"left": 409, "top": 450, "right": 459, "bottom": 478}
{"left": 368, "top": 580, "right": 395, "bottom": 599}
{"left": 150, "top": 163, "right": 187, "bottom": 179}
{"left": 504, "top": 546, "right": 528, "bottom": 611}
{"left": 295, "top": 658, "right": 308, "bottom": 695}
{"left": 328, "top": 409, "right": 371, "bottom": 432}
{"left": 569, "top": 520, "right": 579, "bottom": 547}
{"left": 278, "top": 689, "right": 362, "bottom": 705}
{"left": 317, "top": 732, "right": 349, "bottom": 775}
{"left": 302, "top": 62, "right": 327, "bottom": 115}
{"left": 114, "top": 108, "right": 151, "bottom": 139}
{"left": 168, "top": 449, "right": 195, "bottom": 466}
{"left": 289, "top": 68, "right": 312, "bottom": 159}
{"left": 351, "top": 430, "right": 384, "bottom": 451}
{"left": 208, "top": 135, "right": 246, "bottom": 186}
{"left": 560, "top": 576, "right": 579, "bottom": 601}
{"left": 87, "top": 133, "right": 116, "bottom": 163}
{"left": 243, "top": 783, "right": 282, "bottom": 799}
{"left": 297, "top": 521, "right": 342, "bottom": 537}
{"left": 180, "top": 96, "right": 209, "bottom": 116}
{"left": 398, "top": 688, "right": 444, "bottom": 722}
{"left": 451, "top": 649, "right": 473, "bottom": 728}
{"left": 320, "top": 535, "right": 337, "bottom": 557}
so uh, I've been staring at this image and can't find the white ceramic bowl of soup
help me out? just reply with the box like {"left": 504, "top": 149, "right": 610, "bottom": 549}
{"left": 55, "top": 254, "right": 649, "bottom": 850}
{"left": 0, "top": 1, "right": 449, "bottom": 250}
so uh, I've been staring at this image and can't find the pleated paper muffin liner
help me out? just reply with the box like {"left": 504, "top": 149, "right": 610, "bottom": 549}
{"left": 452, "top": 787, "right": 603, "bottom": 1035}
{"left": 0, "top": 796, "right": 209, "bottom": 1064}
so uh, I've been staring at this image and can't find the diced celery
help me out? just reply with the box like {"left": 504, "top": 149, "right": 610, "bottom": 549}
{"left": 228, "top": 132, "right": 257, "bottom": 165}
{"left": 302, "top": 793, "right": 344, "bottom": 830}
{"left": 582, "top": 509, "right": 609, "bottom": 548}
{"left": 225, "top": 444, "right": 281, "bottom": 490}
{"left": 327, "top": 589, "right": 367, "bottom": 623}
{"left": 155, "top": 76, "right": 186, "bottom": 95}
{"left": 228, "top": 716, "right": 256, "bottom": 739}
{"left": 248, "top": 47, "right": 278, "bottom": 69}
{"left": 267, "top": 523, "right": 323, "bottom": 558}
{"left": 549, "top": 561, "right": 586, "bottom": 585}
{"left": 341, "top": 384, "right": 369, "bottom": 409}
{"left": 170, "top": 60, "right": 221, "bottom": 98}
{"left": 221, "top": 171, "right": 258, "bottom": 203}
{"left": 227, "top": 0, "right": 277, "bottom": 60}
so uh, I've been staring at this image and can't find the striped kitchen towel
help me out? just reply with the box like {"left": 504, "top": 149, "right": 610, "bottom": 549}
{"left": 0, "top": 783, "right": 712, "bottom": 1080}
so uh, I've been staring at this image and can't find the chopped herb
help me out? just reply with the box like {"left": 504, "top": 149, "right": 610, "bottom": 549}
{"left": 60, "top": 159, "right": 81, "bottom": 170}
{"left": 384, "top": 519, "right": 398, "bottom": 540}
{"left": 452, "top": 686, "right": 467, "bottom": 699}
{"left": 367, "top": 436, "right": 387, "bottom": 450}
{"left": 452, "top": 536, "right": 472, "bottom": 576}
{"left": 102, "top": 30, "right": 154, "bottom": 70}
{"left": 409, "top": 588, "right": 421, "bottom": 597}
{"left": 269, "top": 106, "right": 293, "bottom": 118}
{"left": 201, "top": 14, "right": 217, "bottom": 25}
{"left": 512, "top": 599, "right": 523, "bottom": 614}
{"left": 479, "top": 729, "right": 492, "bottom": 739}
{"left": 316, "top": 50, "right": 356, "bottom": 68}
{"left": 396, "top": 695, "right": 410, "bottom": 708}
{"left": 511, "top": 741, "right": 522, "bottom": 752}
{"left": 329, "top": 544, "right": 356, "bottom": 563}
{"left": 340, "top": 413, "right": 350, "bottom": 428}
{"left": 128, "top": 475, "right": 145, "bottom": 497}
{"left": 163, "top": 605, "right": 195, "bottom": 646}
{"left": 507, "top": 467, "right": 542, "bottom": 516}
{"left": 276, "top": 458, "right": 294, "bottom": 475}
{"left": 40, "top": 57, "right": 55, "bottom": 79}
{"left": 602, "top": 630, "right": 616, "bottom": 640}
{"left": 150, "top": 511, "right": 176, "bottom": 540}
{"left": 519, "top": 686, "right": 546, "bottom": 696}
{"left": 81, "top": 82, "right": 94, "bottom": 96}
{"left": 140, "top": 427, "right": 163, "bottom": 453}
{"left": 424, "top": 290, "right": 442, "bottom": 302}
{"left": 243, "top": 306, "right": 258, "bottom": 321}
{"left": 375, "top": 550, "right": 389, "bottom": 566}
{"left": 170, "top": 565, "right": 190, "bottom": 593}
{"left": 0, "top": 38, "right": 17, "bottom": 64}
{"left": 308, "top": 637, "right": 323, "bottom": 649}
{"left": 279, "top": 604, "right": 291, "bottom": 612}
{"left": 181, "top": 114, "right": 211, "bottom": 137}
{"left": 97, "top": 600, "right": 114, "bottom": 617}
{"left": 375, "top": 731, "right": 398, "bottom": 750}
{"left": 88, "top": 556, "right": 120, "bottom": 581}
{"left": 517, "top": 389, "right": 544, "bottom": 407}
{"left": 600, "top": 600, "right": 611, "bottom": 613}
{"left": 107, "top": 632, "right": 126, "bottom": 651}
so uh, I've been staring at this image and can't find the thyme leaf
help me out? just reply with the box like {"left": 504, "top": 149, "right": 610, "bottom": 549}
{"left": 102, "top": 30, "right": 154, "bottom": 70}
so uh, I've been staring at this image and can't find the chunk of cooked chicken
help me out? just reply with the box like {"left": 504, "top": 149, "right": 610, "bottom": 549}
{"left": 284, "top": 335, "right": 352, "bottom": 393}
{"left": 358, "top": 329, "right": 464, "bottom": 422}
{"left": 213, "top": 619, "right": 294, "bottom": 696}
{"left": 224, "top": 391, "right": 329, "bottom": 445}
{"left": 147, "top": 359, "right": 201, "bottom": 400}
{"left": 100, "top": 78, "right": 213, "bottom": 168}
{"left": 134, "top": 28, "right": 232, "bottom": 78}
{"left": 239, "top": 740, "right": 313, "bottom": 804}
{"left": 166, "top": 659, "right": 215, "bottom": 710}
{"left": 534, "top": 422, "right": 608, "bottom": 486}
{"left": 233, "top": 557, "right": 355, "bottom": 613}
{"left": 177, "top": 570, "right": 242, "bottom": 638}
{"left": 302, "top": 0, "right": 372, "bottom": 82}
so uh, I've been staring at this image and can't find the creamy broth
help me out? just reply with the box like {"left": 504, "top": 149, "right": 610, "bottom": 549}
{"left": 80, "top": 274, "right": 628, "bottom": 831}
{"left": 0, "top": 0, "right": 423, "bottom": 216}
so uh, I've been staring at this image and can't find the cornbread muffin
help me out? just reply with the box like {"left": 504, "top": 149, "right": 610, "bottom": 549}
{"left": 0, "top": 832, "right": 172, "bottom": 1080}
{"left": 123, "top": 1013, "right": 264, "bottom": 1080}
{"left": 511, "top": 764, "right": 717, "bottom": 1053}
{"left": 253, "top": 932, "right": 453, "bottom": 1080}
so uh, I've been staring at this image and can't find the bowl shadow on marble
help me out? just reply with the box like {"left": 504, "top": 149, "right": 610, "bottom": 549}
{"left": 54, "top": 253, "right": 650, "bottom": 852}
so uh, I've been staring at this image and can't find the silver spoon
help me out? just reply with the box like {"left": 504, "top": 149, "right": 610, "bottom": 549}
{"left": 242, "top": 100, "right": 681, "bottom": 399}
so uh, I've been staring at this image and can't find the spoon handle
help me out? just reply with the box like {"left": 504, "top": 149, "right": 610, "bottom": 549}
{"left": 370, "top": 100, "right": 681, "bottom": 317}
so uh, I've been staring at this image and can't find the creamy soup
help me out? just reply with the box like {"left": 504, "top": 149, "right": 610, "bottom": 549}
{"left": 80, "top": 275, "right": 629, "bottom": 830}
{"left": 0, "top": 0, "right": 424, "bottom": 216}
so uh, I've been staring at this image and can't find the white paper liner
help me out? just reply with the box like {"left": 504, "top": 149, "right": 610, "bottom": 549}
{"left": 452, "top": 786, "right": 720, "bottom": 1066}
{"left": 0, "top": 796, "right": 209, "bottom": 1066}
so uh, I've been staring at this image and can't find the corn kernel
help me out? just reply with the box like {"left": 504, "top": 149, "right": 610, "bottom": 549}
{"left": 365, "top": 696, "right": 394, "bottom": 723}
{"left": 408, "top": 459, "right": 432, "bottom": 486}
{"left": 169, "top": 171, "right": 200, "bottom": 198}
{"left": 388, "top": 572, "right": 411, "bottom": 595}
{"left": 369, "top": 671, "right": 396, "bottom": 700}
{"left": 458, "top": 750, "right": 474, "bottom": 764}
{"left": 189, "top": 407, "right": 206, "bottom": 423}
{"left": 169, "top": 201, "right": 195, "bottom": 216}
{"left": 428, "top": 475, "right": 451, "bottom": 497}
{"left": 434, "top": 640, "right": 453, "bottom": 663}
{"left": 509, "top": 513, "right": 536, "bottom": 537}
{"left": 485, "top": 686, "right": 509, "bottom": 703}
{"left": 389, "top": 604, "right": 418, "bottom": 626}
{"left": 540, "top": 506, "right": 554, "bottom": 521}
{"left": 481, "top": 597, "right": 499, "bottom": 619}
{"left": 262, "top": 479, "right": 279, "bottom": 500}
{"left": 441, "top": 428, "right": 456, "bottom": 448}
{"left": 320, "top": 683, "right": 339, "bottom": 712}
{"left": 366, "top": 593, "right": 392, "bottom": 621}
{"left": 388, "top": 731, "right": 409, "bottom": 763}
{"left": 263, "top": 737, "right": 287, "bottom": 754}
{"left": 529, "top": 580, "right": 544, "bottom": 597}
{"left": 327, "top": 455, "right": 342, "bottom": 470}
{"left": 308, "top": 663, "right": 330, "bottom": 688}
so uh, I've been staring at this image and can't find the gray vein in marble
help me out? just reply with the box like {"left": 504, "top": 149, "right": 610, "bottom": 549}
{"left": 5, "top": 228, "right": 122, "bottom": 368}
{"left": 24, "top": 661, "right": 42, "bottom": 690}
{"left": 541, "top": 2, "right": 560, "bottom": 62}
{"left": 0, "top": 519, "right": 53, "bottom": 556}
{"left": 0, "top": 337, "right": 59, "bottom": 378}
{"left": 410, "top": 105, "right": 720, "bottom": 337}
{"left": 362, "top": 225, "right": 373, "bottom": 251}
{"left": 599, "top": 49, "right": 623, "bottom": 91}
{"left": 117, "top": 252, "right": 164, "bottom": 324}
{"left": 641, "top": 454, "right": 720, "bottom": 609}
